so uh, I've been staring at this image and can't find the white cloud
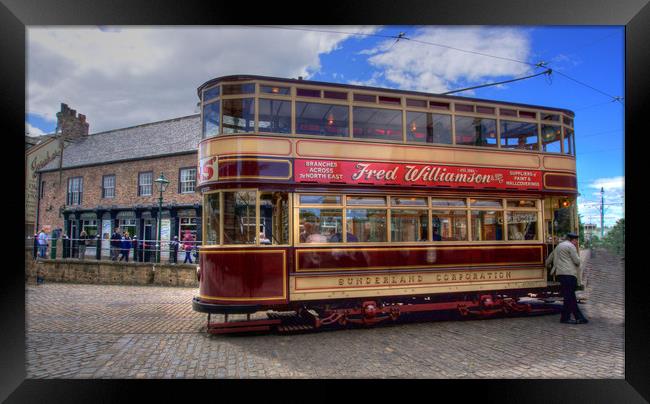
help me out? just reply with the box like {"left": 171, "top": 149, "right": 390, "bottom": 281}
{"left": 25, "top": 122, "right": 46, "bottom": 137}
{"left": 27, "top": 26, "right": 379, "bottom": 133}
{"left": 578, "top": 176, "right": 624, "bottom": 226}
{"left": 588, "top": 176, "right": 624, "bottom": 191}
{"left": 358, "top": 27, "right": 532, "bottom": 93}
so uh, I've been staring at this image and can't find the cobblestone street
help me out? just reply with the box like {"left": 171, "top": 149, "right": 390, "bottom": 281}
{"left": 26, "top": 249, "right": 624, "bottom": 379}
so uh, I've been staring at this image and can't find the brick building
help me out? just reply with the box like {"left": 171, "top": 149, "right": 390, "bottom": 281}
{"left": 36, "top": 104, "right": 202, "bottom": 258}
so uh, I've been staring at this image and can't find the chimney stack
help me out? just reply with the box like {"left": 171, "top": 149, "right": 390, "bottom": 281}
{"left": 56, "top": 103, "right": 89, "bottom": 139}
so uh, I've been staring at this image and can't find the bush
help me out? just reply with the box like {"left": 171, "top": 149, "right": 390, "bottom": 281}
{"left": 600, "top": 219, "right": 625, "bottom": 257}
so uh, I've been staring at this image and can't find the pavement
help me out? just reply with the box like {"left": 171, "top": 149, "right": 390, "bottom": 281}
{"left": 25, "top": 248, "right": 624, "bottom": 379}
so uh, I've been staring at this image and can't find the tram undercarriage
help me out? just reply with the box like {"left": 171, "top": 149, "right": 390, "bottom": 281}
{"left": 195, "top": 284, "right": 565, "bottom": 335}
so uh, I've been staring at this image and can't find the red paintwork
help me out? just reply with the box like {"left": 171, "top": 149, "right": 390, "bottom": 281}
{"left": 544, "top": 173, "right": 577, "bottom": 189}
{"left": 218, "top": 158, "right": 291, "bottom": 179}
{"left": 295, "top": 159, "right": 543, "bottom": 190}
{"left": 199, "top": 248, "right": 287, "bottom": 304}
{"left": 295, "top": 244, "right": 542, "bottom": 272}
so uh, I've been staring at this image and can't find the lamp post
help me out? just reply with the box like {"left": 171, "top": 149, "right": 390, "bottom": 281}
{"left": 154, "top": 172, "right": 169, "bottom": 263}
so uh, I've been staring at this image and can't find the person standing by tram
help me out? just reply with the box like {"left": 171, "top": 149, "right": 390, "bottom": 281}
{"left": 545, "top": 233, "right": 588, "bottom": 324}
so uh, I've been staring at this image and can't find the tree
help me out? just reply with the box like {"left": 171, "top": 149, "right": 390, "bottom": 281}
{"left": 602, "top": 218, "right": 625, "bottom": 257}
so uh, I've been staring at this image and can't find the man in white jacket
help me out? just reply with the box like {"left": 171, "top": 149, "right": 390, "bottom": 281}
{"left": 545, "top": 233, "right": 588, "bottom": 324}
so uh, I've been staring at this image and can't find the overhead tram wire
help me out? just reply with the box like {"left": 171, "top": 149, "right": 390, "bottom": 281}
{"left": 248, "top": 25, "right": 623, "bottom": 104}
{"left": 442, "top": 69, "right": 552, "bottom": 95}
{"left": 249, "top": 25, "right": 536, "bottom": 67}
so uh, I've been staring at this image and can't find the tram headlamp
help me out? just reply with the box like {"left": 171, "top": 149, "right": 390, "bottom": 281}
{"left": 560, "top": 199, "right": 571, "bottom": 208}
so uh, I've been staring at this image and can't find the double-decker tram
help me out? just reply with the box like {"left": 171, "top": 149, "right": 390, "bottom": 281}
{"left": 192, "top": 75, "right": 579, "bottom": 334}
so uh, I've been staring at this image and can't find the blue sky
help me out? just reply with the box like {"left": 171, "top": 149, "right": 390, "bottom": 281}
{"left": 26, "top": 26, "right": 624, "bottom": 226}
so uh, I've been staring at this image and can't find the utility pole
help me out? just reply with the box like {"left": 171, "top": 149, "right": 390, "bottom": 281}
{"left": 600, "top": 187, "right": 605, "bottom": 237}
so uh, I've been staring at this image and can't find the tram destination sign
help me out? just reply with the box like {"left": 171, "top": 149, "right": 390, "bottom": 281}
{"left": 294, "top": 159, "right": 542, "bottom": 190}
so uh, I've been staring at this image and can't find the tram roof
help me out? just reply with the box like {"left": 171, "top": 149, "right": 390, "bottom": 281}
{"left": 39, "top": 114, "right": 201, "bottom": 172}
{"left": 197, "top": 74, "right": 575, "bottom": 116}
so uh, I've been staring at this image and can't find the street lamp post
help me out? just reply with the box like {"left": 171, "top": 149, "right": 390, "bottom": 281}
{"left": 154, "top": 172, "right": 169, "bottom": 263}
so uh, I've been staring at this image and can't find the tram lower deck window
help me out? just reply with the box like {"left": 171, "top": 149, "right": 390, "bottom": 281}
{"left": 391, "top": 209, "right": 428, "bottom": 242}
{"left": 470, "top": 210, "right": 504, "bottom": 241}
{"left": 223, "top": 191, "right": 256, "bottom": 244}
{"left": 299, "top": 208, "right": 343, "bottom": 243}
{"left": 347, "top": 209, "right": 387, "bottom": 242}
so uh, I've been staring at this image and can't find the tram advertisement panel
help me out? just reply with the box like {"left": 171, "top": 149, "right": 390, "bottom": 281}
{"left": 295, "top": 159, "right": 542, "bottom": 190}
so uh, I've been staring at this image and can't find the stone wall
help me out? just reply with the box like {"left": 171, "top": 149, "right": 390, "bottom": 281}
{"left": 25, "top": 258, "right": 199, "bottom": 288}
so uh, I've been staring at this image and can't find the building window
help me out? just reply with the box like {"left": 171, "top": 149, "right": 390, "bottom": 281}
{"left": 179, "top": 168, "right": 196, "bottom": 194}
{"left": 81, "top": 219, "right": 98, "bottom": 243}
{"left": 102, "top": 175, "right": 115, "bottom": 198}
{"left": 138, "top": 172, "right": 153, "bottom": 196}
{"left": 67, "top": 177, "right": 83, "bottom": 205}
{"left": 40, "top": 180, "right": 45, "bottom": 199}
{"left": 118, "top": 219, "right": 137, "bottom": 238}
{"left": 179, "top": 217, "right": 198, "bottom": 240}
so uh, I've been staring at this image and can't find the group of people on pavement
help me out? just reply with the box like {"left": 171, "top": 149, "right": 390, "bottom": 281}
{"left": 110, "top": 227, "right": 134, "bottom": 262}
{"left": 168, "top": 231, "right": 197, "bottom": 264}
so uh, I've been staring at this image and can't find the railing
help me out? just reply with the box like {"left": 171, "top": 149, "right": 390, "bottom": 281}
{"left": 26, "top": 235, "right": 200, "bottom": 264}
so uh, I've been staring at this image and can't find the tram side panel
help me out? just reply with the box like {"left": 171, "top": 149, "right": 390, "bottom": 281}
{"left": 288, "top": 244, "right": 547, "bottom": 302}
{"left": 199, "top": 248, "right": 289, "bottom": 306}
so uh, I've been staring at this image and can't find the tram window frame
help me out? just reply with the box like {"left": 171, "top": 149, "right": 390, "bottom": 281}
{"left": 203, "top": 191, "right": 221, "bottom": 245}
{"left": 298, "top": 207, "right": 344, "bottom": 243}
{"left": 222, "top": 189, "right": 258, "bottom": 245}
{"left": 391, "top": 208, "right": 429, "bottom": 243}
{"left": 294, "top": 193, "right": 542, "bottom": 245}
{"left": 563, "top": 127, "right": 575, "bottom": 155}
{"left": 203, "top": 85, "right": 220, "bottom": 102}
{"left": 431, "top": 209, "right": 468, "bottom": 241}
{"left": 541, "top": 124, "right": 562, "bottom": 153}
{"left": 454, "top": 116, "right": 498, "bottom": 148}
{"left": 346, "top": 208, "right": 388, "bottom": 243}
{"left": 295, "top": 101, "right": 349, "bottom": 138}
{"left": 259, "top": 191, "right": 291, "bottom": 246}
{"left": 470, "top": 209, "right": 504, "bottom": 242}
{"left": 199, "top": 80, "right": 574, "bottom": 158}
{"left": 406, "top": 111, "right": 452, "bottom": 145}
{"left": 222, "top": 98, "right": 255, "bottom": 134}
{"left": 202, "top": 100, "right": 220, "bottom": 139}
{"left": 499, "top": 120, "right": 539, "bottom": 151}
{"left": 258, "top": 98, "right": 292, "bottom": 134}
{"left": 352, "top": 106, "right": 404, "bottom": 142}
{"left": 506, "top": 210, "right": 539, "bottom": 241}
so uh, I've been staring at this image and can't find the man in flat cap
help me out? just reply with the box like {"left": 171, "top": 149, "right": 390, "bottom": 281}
{"left": 545, "top": 233, "right": 588, "bottom": 324}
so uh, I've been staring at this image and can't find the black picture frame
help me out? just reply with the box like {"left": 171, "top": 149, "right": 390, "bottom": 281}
{"left": 4, "top": 0, "right": 648, "bottom": 402}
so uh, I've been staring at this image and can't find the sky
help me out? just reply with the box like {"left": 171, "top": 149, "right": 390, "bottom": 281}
{"left": 25, "top": 26, "right": 625, "bottom": 227}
